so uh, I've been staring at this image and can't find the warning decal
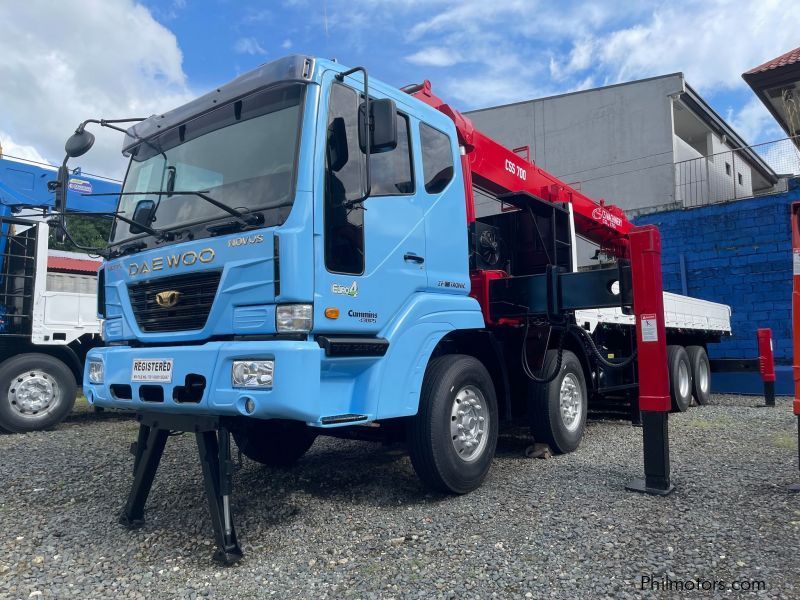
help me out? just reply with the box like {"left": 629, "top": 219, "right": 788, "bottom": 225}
{"left": 641, "top": 313, "right": 658, "bottom": 342}
{"left": 794, "top": 249, "right": 800, "bottom": 275}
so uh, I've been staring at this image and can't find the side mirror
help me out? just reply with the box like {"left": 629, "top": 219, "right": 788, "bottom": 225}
{"left": 359, "top": 98, "right": 397, "bottom": 153}
{"left": 129, "top": 199, "right": 156, "bottom": 235}
{"left": 65, "top": 129, "right": 95, "bottom": 158}
{"left": 51, "top": 164, "right": 69, "bottom": 243}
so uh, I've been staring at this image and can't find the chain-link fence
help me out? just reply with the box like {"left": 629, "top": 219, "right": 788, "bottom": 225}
{"left": 675, "top": 136, "right": 800, "bottom": 208}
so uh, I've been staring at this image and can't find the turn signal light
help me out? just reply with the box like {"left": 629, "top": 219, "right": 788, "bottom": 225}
{"left": 325, "top": 307, "right": 340, "bottom": 319}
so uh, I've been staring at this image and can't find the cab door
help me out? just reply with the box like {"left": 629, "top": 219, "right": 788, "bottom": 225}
{"left": 315, "top": 72, "right": 427, "bottom": 334}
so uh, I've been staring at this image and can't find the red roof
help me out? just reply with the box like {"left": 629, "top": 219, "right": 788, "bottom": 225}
{"left": 745, "top": 46, "right": 800, "bottom": 75}
{"left": 47, "top": 256, "right": 102, "bottom": 274}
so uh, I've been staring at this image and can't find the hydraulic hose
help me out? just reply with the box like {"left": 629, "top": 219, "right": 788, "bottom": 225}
{"left": 521, "top": 319, "right": 638, "bottom": 383}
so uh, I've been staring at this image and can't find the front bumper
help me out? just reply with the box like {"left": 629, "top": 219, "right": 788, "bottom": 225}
{"left": 83, "top": 341, "right": 324, "bottom": 422}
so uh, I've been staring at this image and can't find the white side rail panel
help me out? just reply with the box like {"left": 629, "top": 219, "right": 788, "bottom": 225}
{"left": 30, "top": 222, "right": 102, "bottom": 345}
{"left": 576, "top": 292, "right": 732, "bottom": 334}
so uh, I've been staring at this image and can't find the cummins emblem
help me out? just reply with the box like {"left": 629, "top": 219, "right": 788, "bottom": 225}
{"left": 129, "top": 248, "right": 215, "bottom": 277}
{"left": 155, "top": 290, "right": 181, "bottom": 308}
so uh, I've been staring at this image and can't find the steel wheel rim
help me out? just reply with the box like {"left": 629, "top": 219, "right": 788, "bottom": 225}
{"left": 8, "top": 370, "right": 61, "bottom": 418}
{"left": 450, "top": 385, "right": 489, "bottom": 462}
{"left": 678, "top": 362, "right": 690, "bottom": 398}
{"left": 559, "top": 373, "right": 583, "bottom": 432}
{"left": 698, "top": 360, "right": 709, "bottom": 394}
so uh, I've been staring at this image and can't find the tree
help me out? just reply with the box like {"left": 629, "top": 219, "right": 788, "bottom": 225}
{"left": 48, "top": 215, "right": 112, "bottom": 252}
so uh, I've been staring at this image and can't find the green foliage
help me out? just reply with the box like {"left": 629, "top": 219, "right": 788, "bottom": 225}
{"left": 48, "top": 215, "right": 112, "bottom": 252}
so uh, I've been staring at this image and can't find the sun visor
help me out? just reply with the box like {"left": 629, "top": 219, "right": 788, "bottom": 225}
{"left": 122, "top": 55, "right": 313, "bottom": 156}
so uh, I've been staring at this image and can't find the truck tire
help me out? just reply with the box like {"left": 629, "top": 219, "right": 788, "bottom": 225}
{"left": 232, "top": 419, "right": 316, "bottom": 468}
{"left": 530, "top": 349, "right": 587, "bottom": 454}
{"left": 408, "top": 354, "right": 498, "bottom": 494}
{"left": 686, "top": 346, "right": 711, "bottom": 405}
{"left": 0, "top": 353, "right": 77, "bottom": 433}
{"left": 667, "top": 345, "right": 693, "bottom": 412}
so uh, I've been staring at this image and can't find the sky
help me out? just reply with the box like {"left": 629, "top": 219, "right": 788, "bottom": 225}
{"left": 0, "top": 0, "right": 797, "bottom": 180}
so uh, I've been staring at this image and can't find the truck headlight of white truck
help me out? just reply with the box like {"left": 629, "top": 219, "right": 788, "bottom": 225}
{"left": 275, "top": 304, "right": 313, "bottom": 333}
{"left": 231, "top": 360, "right": 274, "bottom": 388}
{"left": 88, "top": 359, "right": 104, "bottom": 384}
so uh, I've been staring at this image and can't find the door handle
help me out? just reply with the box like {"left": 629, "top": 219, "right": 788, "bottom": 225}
{"left": 403, "top": 253, "right": 425, "bottom": 264}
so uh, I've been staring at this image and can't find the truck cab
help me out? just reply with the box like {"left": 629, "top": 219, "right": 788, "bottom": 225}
{"left": 85, "top": 56, "right": 484, "bottom": 446}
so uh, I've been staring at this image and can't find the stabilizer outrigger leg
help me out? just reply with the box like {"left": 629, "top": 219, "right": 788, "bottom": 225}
{"left": 119, "top": 414, "right": 243, "bottom": 565}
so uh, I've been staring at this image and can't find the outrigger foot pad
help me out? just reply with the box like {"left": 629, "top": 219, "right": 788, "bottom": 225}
{"left": 625, "top": 477, "right": 675, "bottom": 496}
{"left": 119, "top": 414, "right": 244, "bottom": 564}
{"left": 118, "top": 512, "right": 145, "bottom": 530}
{"left": 213, "top": 547, "right": 244, "bottom": 566}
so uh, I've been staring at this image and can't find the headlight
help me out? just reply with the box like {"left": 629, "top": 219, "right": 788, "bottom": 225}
{"left": 232, "top": 360, "right": 274, "bottom": 388}
{"left": 276, "top": 303, "right": 313, "bottom": 333}
{"left": 88, "top": 360, "right": 104, "bottom": 384}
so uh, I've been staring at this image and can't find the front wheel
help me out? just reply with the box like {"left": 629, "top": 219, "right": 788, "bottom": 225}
{"left": 232, "top": 419, "right": 317, "bottom": 468}
{"left": 408, "top": 354, "right": 498, "bottom": 494}
{"left": 0, "top": 353, "right": 77, "bottom": 433}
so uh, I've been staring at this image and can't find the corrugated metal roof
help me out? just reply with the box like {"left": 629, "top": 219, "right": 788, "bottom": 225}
{"left": 745, "top": 46, "right": 800, "bottom": 75}
{"left": 47, "top": 255, "right": 101, "bottom": 274}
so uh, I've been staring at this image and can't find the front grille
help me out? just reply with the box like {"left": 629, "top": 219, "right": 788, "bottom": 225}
{"left": 128, "top": 270, "right": 222, "bottom": 333}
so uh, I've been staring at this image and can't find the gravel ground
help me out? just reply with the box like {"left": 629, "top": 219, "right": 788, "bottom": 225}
{"left": 1, "top": 395, "right": 799, "bottom": 599}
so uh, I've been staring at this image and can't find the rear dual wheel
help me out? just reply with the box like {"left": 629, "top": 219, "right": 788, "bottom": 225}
{"left": 686, "top": 345, "right": 711, "bottom": 405}
{"left": 667, "top": 345, "right": 711, "bottom": 411}
{"left": 530, "top": 350, "right": 587, "bottom": 454}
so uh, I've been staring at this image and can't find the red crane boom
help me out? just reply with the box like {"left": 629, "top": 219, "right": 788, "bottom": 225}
{"left": 406, "top": 80, "right": 631, "bottom": 257}
{"left": 406, "top": 80, "right": 674, "bottom": 494}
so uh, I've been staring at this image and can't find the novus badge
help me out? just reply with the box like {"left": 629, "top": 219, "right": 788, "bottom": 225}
{"left": 331, "top": 281, "right": 358, "bottom": 297}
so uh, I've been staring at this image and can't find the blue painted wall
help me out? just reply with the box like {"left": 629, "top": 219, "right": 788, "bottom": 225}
{"left": 635, "top": 177, "right": 800, "bottom": 394}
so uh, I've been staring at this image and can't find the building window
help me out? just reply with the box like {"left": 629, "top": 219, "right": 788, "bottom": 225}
{"left": 725, "top": 162, "right": 731, "bottom": 176}
{"left": 738, "top": 172, "right": 743, "bottom": 185}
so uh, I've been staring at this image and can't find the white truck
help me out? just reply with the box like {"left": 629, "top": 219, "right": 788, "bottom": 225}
{"left": 577, "top": 291, "right": 731, "bottom": 413}
{"left": 0, "top": 217, "right": 102, "bottom": 432}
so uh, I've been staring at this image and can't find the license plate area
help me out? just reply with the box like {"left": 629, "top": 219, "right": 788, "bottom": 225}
{"left": 132, "top": 359, "right": 173, "bottom": 383}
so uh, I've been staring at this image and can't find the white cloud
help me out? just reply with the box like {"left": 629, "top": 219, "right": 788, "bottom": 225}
{"left": 282, "top": 39, "right": 293, "bottom": 50}
{"left": 405, "top": 47, "right": 463, "bottom": 67}
{"left": 0, "top": 131, "right": 50, "bottom": 165}
{"left": 727, "top": 98, "right": 783, "bottom": 144}
{"left": 0, "top": 0, "right": 193, "bottom": 179}
{"left": 596, "top": 0, "right": 799, "bottom": 93}
{"left": 234, "top": 37, "right": 268, "bottom": 56}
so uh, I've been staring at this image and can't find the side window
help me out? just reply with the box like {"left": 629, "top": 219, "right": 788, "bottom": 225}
{"left": 325, "top": 83, "right": 364, "bottom": 274}
{"left": 371, "top": 114, "right": 413, "bottom": 195}
{"left": 420, "top": 123, "right": 454, "bottom": 194}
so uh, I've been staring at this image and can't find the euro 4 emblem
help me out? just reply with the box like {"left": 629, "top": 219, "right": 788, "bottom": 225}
{"left": 331, "top": 281, "right": 358, "bottom": 297}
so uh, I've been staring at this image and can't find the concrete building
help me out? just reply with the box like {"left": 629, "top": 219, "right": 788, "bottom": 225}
{"left": 467, "top": 73, "right": 778, "bottom": 219}
{"left": 469, "top": 70, "right": 800, "bottom": 394}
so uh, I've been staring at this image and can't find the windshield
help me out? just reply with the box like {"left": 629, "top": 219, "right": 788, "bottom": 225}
{"left": 111, "top": 83, "right": 305, "bottom": 244}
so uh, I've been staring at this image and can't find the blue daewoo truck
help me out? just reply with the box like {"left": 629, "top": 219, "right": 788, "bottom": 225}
{"left": 71, "top": 56, "right": 730, "bottom": 563}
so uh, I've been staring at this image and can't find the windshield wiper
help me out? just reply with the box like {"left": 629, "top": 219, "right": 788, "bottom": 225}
{"left": 84, "top": 190, "right": 264, "bottom": 228}
{"left": 60, "top": 209, "right": 167, "bottom": 239}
